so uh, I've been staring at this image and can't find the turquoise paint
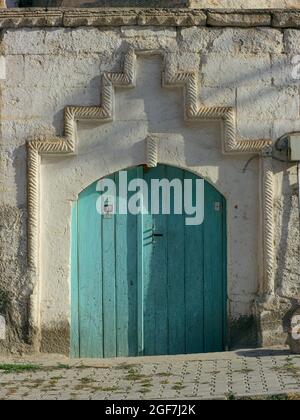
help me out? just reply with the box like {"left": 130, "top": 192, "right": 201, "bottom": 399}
{"left": 136, "top": 167, "right": 145, "bottom": 356}
{"left": 102, "top": 174, "right": 117, "bottom": 357}
{"left": 166, "top": 166, "right": 186, "bottom": 355}
{"left": 185, "top": 171, "right": 205, "bottom": 354}
{"left": 71, "top": 165, "right": 227, "bottom": 358}
{"left": 78, "top": 183, "right": 104, "bottom": 357}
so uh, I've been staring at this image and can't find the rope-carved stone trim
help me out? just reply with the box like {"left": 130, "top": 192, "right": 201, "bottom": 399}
{"left": 261, "top": 148, "right": 275, "bottom": 299}
{"left": 146, "top": 135, "right": 159, "bottom": 168}
{"left": 27, "top": 48, "right": 275, "bottom": 342}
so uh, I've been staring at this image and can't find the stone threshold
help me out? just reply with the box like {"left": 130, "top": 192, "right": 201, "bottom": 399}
{"left": 0, "top": 8, "right": 300, "bottom": 28}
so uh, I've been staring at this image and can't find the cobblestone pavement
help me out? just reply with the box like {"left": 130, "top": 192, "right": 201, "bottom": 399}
{"left": 0, "top": 348, "right": 300, "bottom": 400}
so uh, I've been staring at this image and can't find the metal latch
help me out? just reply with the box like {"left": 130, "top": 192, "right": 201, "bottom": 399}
{"left": 214, "top": 202, "right": 221, "bottom": 211}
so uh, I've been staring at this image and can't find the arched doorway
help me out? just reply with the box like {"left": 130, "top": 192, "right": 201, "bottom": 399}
{"left": 71, "top": 165, "right": 227, "bottom": 358}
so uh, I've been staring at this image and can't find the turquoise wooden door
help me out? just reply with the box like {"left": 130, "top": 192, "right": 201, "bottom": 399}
{"left": 71, "top": 165, "right": 227, "bottom": 358}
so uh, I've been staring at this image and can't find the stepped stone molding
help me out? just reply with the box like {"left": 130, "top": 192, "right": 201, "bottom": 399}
{"left": 162, "top": 69, "right": 272, "bottom": 154}
{"left": 0, "top": 8, "right": 300, "bottom": 28}
{"left": 27, "top": 47, "right": 275, "bottom": 344}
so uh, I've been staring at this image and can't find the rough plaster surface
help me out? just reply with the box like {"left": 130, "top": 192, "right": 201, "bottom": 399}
{"left": 1, "top": 23, "right": 300, "bottom": 354}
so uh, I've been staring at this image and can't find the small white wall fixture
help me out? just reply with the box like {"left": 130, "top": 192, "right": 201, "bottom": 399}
{"left": 27, "top": 48, "right": 274, "bottom": 349}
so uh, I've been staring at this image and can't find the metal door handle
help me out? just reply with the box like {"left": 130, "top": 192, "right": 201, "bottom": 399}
{"left": 153, "top": 233, "right": 163, "bottom": 237}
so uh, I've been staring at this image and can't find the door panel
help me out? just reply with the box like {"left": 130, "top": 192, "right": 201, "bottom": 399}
{"left": 115, "top": 170, "right": 139, "bottom": 357}
{"left": 143, "top": 165, "right": 169, "bottom": 356}
{"left": 71, "top": 165, "right": 227, "bottom": 358}
{"left": 166, "top": 166, "right": 186, "bottom": 355}
{"left": 185, "top": 171, "right": 205, "bottom": 354}
{"left": 77, "top": 183, "right": 103, "bottom": 358}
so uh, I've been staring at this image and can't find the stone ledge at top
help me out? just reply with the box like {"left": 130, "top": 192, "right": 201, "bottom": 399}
{"left": 0, "top": 7, "right": 300, "bottom": 28}
{"left": 32, "top": 0, "right": 188, "bottom": 6}
{"left": 189, "top": 0, "right": 300, "bottom": 8}
{"left": 30, "top": 0, "right": 300, "bottom": 7}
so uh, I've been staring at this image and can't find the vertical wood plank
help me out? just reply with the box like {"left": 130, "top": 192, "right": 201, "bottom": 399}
{"left": 115, "top": 171, "right": 127, "bottom": 357}
{"left": 167, "top": 166, "right": 186, "bottom": 355}
{"left": 185, "top": 172, "right": 205, "bottom": 354}
{"left": 102, "top": 174, "right": 117, "bottom": 358}
{"left": 144, "top": 165, "right": 168, "bottom": 355}
{"left": 116, "top": 169, "right": 138, "bottom": 357}
{"left": 78, "top": 182, "right": 103, "bottom": 358}
{"left": 136, "top": 167, "right": 145, "bottom": 356}
{"left": 71, "top": 201, "right": 79, "bottom": 358}
{"left": 143, "top": 166, "right": 157, "bottom": 355}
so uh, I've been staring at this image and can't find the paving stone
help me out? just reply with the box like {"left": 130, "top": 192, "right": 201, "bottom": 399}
{"left": 0, "top": 351, "right": 299, "bottom": 399}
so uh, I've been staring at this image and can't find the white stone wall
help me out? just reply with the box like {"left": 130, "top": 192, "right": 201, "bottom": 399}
{"left": 1, "top": 24, "right": 300, "bottom": 353}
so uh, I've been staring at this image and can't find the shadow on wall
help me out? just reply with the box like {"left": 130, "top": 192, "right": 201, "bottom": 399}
{"left": 274, "top": 165, "right": 300, "bottom": 294}
{"left": 274, "top": 163, "right": 300, "bottom": 325}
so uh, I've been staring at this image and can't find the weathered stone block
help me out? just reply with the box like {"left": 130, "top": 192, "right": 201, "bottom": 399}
{"left": 199, "top": 87, "right": 236, "bottom": 108}
{"left": 272, "top": 119, "right": 300, "bottom": 141}
{"left": 180, "top": 27, "right": 283, "bottom": 54}
{"left": 2, "top": 84, "right": 103, "bottom": 122}
{"left": 202, "top": 54, "right": 272, "bottom": 88}
{"left": 45, "top": 27, "right": 123, "bottom": 54}
{"left": 120, "top": 26, "right": 176, "bottom": 38}
{"left": 24, "top": 55, "right": 103, "bottom": 88}
{"left": 1, "top": 120, "right": 57, "bottom": 149}
{"left": 3, "top": 28, "right": 123, "bottom": 55}
{"left": 5, "top": 55, "right": 24, "bottom": 87}
{"left": 214, "top": 28, "right": 283, "bottom": 54}
{"left": 284, "top": 29, "right": 300, "bottom": 54}
{"left": 237, "top": 85, "right": 300, "bottom": 121}
{"left": 237, "top": 119, "right": 272, "bottom": 140}
{"left": 271, "top": 54, "right": 300, "bottom": 86}
{"left": 164, "top": 52, "right": 200, "bottom": 74}
{"left": 273, "top": 12, "right": 300, "bottom": 28}
{"left": 120, "top": 26, "right": 177, "bottom": 50}
{"left": 179, "top": 27, "right": 217, "bottom": 53}
{"left": 207, "top": 12, "right": 271, "bottom": 28}
{"left": 3, "top": 29, "right": 47, "bottom": 55}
